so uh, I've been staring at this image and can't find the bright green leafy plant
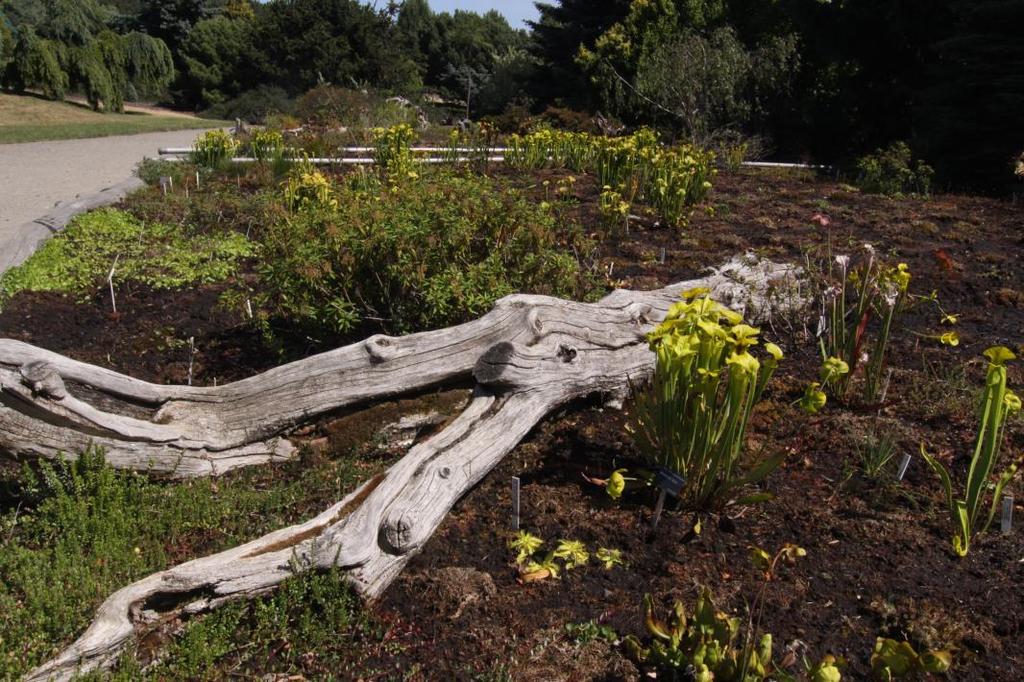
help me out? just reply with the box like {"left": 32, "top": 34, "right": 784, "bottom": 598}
{"left": 508, "top": 530, "right": 544, "bottom": 565}
{"left": 921, "top": 346, "right": 1021, "bottom": 556}
{"left": 0, "top": 208, "right": 253, "bottom": 305}
{"left": 630, "top": 290, "right": 785, "bottom": 509}
{"left": 552, "top": 539, "right": 589, "bottom": 570}
{"left": 870, "top": 637, "right": 952, "bottom": 680}
{"left": 595, "top": 547, "right": 624, "bottom": 569}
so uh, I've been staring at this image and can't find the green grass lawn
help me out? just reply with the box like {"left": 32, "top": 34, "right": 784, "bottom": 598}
{"left": 0, "top": 93, "right": 228, "bottom": 144}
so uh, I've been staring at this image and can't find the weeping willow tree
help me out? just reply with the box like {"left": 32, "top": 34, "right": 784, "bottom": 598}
{"left": 3, "top": 27, "right": 68, "bottom": 99}
{"left": 0, "top": 0, "right": 173, "bottom": 112}
{"left": 62, "top": 30, "right": 173, "bottom": 111}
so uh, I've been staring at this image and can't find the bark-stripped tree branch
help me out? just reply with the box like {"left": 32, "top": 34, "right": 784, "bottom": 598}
{"left": 7, "top": 256, "right": 800, "bottom": 681}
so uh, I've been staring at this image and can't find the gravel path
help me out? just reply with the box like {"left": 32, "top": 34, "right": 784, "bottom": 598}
{"left": 0, "top": 128, "right": 209, "bottom": 236}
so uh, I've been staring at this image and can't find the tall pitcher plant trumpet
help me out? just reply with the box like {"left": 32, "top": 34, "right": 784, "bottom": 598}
{"left": 818, "top": 246, "right": 911, "bottom": 404}
{"left": 631, "top": 290, "right": 785, "bottom": 509}
{"left": 922, "top": 346, "right": 1021, "bottom": 556}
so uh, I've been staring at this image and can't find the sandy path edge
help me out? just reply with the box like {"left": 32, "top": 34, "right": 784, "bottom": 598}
{"left": 0, "top": 129, "right": 217, "bottom": 276}
{"left": 0, "top": 176, "right": 145, "bottom": 275}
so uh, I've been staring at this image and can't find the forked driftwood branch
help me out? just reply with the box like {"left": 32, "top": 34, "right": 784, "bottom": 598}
{"left": 2, "top": 256, "right": 799, "bottom": 681}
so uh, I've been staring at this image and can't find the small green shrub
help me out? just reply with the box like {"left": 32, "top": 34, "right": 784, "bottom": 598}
{"left": 0, "top": 208, "right": 254, "bottom": 303}
{"left": 856, "top": 142, "right": 934, "bottom": 196}
{"left": 252, "top": 169, "right": 594, "bottom": 337}
{"left": 630, "top": 290, "right": 784, "bottom": 509}
{"left": 202, "top": 85, "right": 294, "bottom": 124}
{"left": 135, "top": 157, "right": 184, "bottom": 186}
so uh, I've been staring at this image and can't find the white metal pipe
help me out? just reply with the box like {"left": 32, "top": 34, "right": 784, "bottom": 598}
{"left": 158, "top": 156, "right": 507, "bottom": 164}
{"left": 158, "top": 146, "right": 510, "bottom": 155}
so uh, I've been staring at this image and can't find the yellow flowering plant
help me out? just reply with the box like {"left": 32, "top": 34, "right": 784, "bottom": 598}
{"left": 247, "top": 129, "right": 285, "bottom": 164}
{"left": 281, "top": 160, "right": 338, "bottom": 212}
{"left": 190, "top": 129, "right": 238, "bottom": 169}
{"left": 630, "top": 290, "right": 785, "bottom": 509}
{"left": 371, "top": 123, "right": 416, "bottom": 179}
{"left": 504, "top": 128, "right": 715, "bottom": 228}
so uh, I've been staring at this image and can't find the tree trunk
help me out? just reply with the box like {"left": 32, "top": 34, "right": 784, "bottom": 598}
{"left": 7, "top": 256, "right": 799, "bottom": 681}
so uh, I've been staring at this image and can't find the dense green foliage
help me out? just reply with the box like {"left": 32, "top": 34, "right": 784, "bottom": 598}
{"left": 252, "top": 167, "right": 594, "bottom": 337}
{"left": 3, "top": 0, "right": 1018, "bottom": 190}
{"left": 0, "top": 0, "right": 172, "bottom": 111}
{"left": 856, "top": 142, "right": 934, "bottom": 197}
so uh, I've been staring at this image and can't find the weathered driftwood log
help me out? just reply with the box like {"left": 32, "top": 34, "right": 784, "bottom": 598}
{"left": 14, "top": 256, "right": 799, "bottom": 681}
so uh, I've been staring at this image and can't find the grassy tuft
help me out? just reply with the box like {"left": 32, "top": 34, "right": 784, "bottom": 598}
{"left": 0, "top": 446, "right": 384, "bottom": 679}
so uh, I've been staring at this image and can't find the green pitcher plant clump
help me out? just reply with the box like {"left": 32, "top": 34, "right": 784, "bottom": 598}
{"left": 623, "top": 590, "right": 842, "bottom": 682}
{"left": 371, "top": 123, "right": 416, "bottom": 179}
{"left": 870, "top": 637, "right": 952, "bottom": 680}
{"left": 190, "top": 129, "right": 238, "bottom": 170}
{"left": 921, "top": 346, "right": 1021, "bottom": 556}
{"left": 246, "top": 128, "right": 286, "bottom": 164}
{"left": 281, "top": 161, "right": 339, "bottom": 212}
{"left": 505, "top": 127, "right": 715, "bottom": 228}
{"left": 818, "top": 246, "right": 911, "bottom": 404}
{"left": 630, "top": 289, "right": 785, "bottom": 509}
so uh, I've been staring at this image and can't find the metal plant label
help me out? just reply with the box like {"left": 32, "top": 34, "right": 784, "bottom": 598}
{"left": 896, "top": 453, "right": 912, "bottom": 481}
{"left": 655, "top": 467, "right": 686, "bottom": 498}
{"left": 650, "top": 467, "right": 686, "bottom": 533}
{"left": 511, "top": 476, "right": 521, "bottom": 531}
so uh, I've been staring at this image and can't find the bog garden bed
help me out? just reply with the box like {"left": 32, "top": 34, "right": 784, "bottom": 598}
{"left": 1, "top": 130, "right": 1022, "bottom": 680}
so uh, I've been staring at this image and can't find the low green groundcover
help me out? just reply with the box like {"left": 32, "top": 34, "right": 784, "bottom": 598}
{"left": 0, "top": 208, "right": 253, "bottom": 304}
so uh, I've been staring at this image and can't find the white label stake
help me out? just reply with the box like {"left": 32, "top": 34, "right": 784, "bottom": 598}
{"left": 650, "top": 488, "right": 667, "bottom": 532}
{"left": 896, "top": 453, "right": 912, "bottom": 481}
{"left": 511, "top": 476, "right": 521, "bottom": 531}
{"left": 1001, "top": 495, "right": 1014, "bottom": 534}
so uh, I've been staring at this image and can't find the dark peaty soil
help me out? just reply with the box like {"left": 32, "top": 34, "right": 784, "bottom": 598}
{"left": 2, "top": 167, "right": 1024, "bottom": 680}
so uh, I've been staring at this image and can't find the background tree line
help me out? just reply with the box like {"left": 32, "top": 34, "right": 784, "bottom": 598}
{"left": 1, "top": 0, "right": 1020, "bottom": 193}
